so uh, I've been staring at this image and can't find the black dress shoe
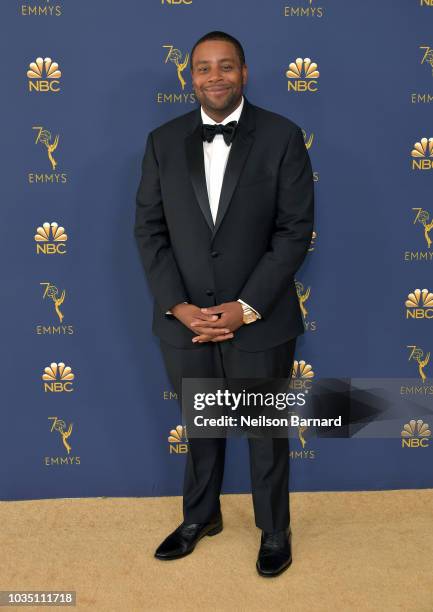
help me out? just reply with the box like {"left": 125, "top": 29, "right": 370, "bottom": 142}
{"left": 154, "top": 513, "right": 223, "bottom": 560}
{"left": 256, "top": 528, "right": 292, "bottom": 577}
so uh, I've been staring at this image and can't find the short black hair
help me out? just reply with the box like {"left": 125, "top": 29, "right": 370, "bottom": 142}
{"left": 190, "top": 31, "right": 245, "bottom": 70}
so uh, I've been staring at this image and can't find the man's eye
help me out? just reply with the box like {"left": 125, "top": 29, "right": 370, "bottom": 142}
{"left": 222, "top": 65, "right": 232, "bottom": 70}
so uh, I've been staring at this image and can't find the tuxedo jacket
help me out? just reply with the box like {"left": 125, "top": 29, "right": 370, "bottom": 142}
{"left": 134, "top": 96, "right": 314, "bottom": 352}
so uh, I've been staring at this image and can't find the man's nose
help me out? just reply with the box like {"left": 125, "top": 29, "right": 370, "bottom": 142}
{"left": 207, "top": 67, "right": 224, "bottom": 81}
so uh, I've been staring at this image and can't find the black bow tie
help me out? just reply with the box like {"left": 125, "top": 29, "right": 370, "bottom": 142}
{"left": 201, "top": 120, "right": 238, "bottom": 146}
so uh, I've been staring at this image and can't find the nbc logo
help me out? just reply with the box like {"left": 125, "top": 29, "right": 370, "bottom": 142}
{"left": 290, "top": 360, "right": 314, "bottom": 391}
{"left": 290, "top": 358, "right": 315, "bottom": 453}
{"left": 42, "top": 362, "right": 74, "bottom": 393}
{"left": 401, "top": 419, "right": 431, "bottom": 448}
{"left": 27, "top": 57, "right": 61, "bottom": 92}
{"left": 405, "top": 288, "right": 433, "bottom": 319}
{"left": 285, "top": 58, "right": 320, "bottom": 92}
{"left": 35, "top": 222, "right": 68, "bottom": 254}
{"left": 411, "top": 137, "right": 433, "bottom": 170}
{"left": 168, "top": 425, "right": 188, "bottom": 454}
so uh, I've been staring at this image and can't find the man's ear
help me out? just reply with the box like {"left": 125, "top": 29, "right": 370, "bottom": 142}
{"left": 242, "top": 64, "right": 248, "bottom": 86}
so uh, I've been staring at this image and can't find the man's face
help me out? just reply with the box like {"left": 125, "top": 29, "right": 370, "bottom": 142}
{"left": 191, "top": 40, "right": 247, "bottom": 112}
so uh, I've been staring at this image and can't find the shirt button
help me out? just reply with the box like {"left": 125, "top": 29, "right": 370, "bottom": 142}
{"left": 205, "top": 289, "right": 214, "bottom": 296}
{"left": 210, "top": 251, "right": 219, "bottom": 258}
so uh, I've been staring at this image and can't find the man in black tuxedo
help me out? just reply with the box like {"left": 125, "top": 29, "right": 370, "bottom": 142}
{"left": 134, "top": 31, "right": 314, "bottom": 577}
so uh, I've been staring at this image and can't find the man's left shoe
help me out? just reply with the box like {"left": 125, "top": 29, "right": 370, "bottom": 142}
{"left": 256, "top": 528, "right": 292, "bottom": 577}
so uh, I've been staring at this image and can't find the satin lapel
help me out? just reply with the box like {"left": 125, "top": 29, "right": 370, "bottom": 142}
{"left": 212, "top": 128, "right": 254, "bottom": 237}
{"left": 184, "top": 97, "right": 256, "bottom": 236}
{"left": 185, "top": 121, "right": 214, "bottom": 233}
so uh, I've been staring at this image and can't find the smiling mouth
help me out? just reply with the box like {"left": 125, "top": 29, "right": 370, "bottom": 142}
{"left": 205, "top": 86, "right": 230, "bottom": 93}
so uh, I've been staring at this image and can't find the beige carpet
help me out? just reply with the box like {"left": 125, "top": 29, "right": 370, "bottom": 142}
{"left": 1, "top": 490, "right": 432, "bottom": 611}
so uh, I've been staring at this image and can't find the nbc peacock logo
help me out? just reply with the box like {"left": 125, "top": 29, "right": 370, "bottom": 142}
{"left": 161, "top": 0, "right": 193, "bottom": 5}
{"left": 411, "top": 137, "right": 433, "bottom": 170}
{"left": 401, "top": 419, "right": 431, "bottom": 448}
{"left": 35, "top": 222, "right": 68, "bottom": 255}
{"left": 168, "top": 425, "right": 188, "bottom": 454}
{"left": 405, "top": 288, "right": 433, "bottom": 319}
{"left": 285, "top": 58, "right": 320, "bottom": 92}
{"left": 42, "top": 362, "right": 74, "bottom": 393}
{"left": 290, "top": 359, "right": 315, "bottom": 455}
{"left": 290, "top": 360, "right": 314, "bottom": 391}
{"left": 27, "top": 57, "right": 61, "bottom": 92}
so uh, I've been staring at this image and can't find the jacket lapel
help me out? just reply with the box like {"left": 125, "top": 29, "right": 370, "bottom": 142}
{"left": 213, "top": 102, "right": 255, "bottom": 236}
{"left": 185, "top": 120, "right": 214, "bottom": 232}
{"left": 185, "top": 96, "right": 256, "bottom": 238}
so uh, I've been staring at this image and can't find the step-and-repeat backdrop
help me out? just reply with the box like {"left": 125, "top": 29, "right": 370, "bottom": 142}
{"left": 1, "top": 0, "right": 432, "bottom": 501}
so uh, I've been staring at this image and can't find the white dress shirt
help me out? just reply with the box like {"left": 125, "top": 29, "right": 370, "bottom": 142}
{"left": 201, "top": 96, "right": 244, "bottom": 224}
{"left": 166, "top": 96, "right": 260, "bottom": 319}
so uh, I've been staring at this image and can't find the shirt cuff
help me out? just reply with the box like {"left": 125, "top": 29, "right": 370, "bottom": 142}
{"left": 237, "top": 299, "right": 262, "bottom": 319}
{"left": 166, "top": 301, "right": 188, "bottom": 315}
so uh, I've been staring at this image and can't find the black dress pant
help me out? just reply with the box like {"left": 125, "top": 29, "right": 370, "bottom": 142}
{"left": 159, "top": 337, "right": 297, "bottom": 533}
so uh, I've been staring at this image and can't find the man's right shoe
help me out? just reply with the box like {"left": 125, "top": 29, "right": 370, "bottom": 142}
{"left": 154, "top": 513, "right": 223, "bottom": 560}
{"left": 256, "top": 528, "right": 292, "bottom": 577}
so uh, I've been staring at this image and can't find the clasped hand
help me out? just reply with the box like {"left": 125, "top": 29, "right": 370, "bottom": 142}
{"left": 171, "top": 302, "right": 244, "bottom": 344}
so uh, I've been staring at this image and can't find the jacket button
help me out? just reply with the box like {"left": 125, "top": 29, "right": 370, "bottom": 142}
{"left": 205, "top": 289, "right": 214, "bottom": 296}
{"left": 210, "top": 251, "right": 219, "bottom": 258}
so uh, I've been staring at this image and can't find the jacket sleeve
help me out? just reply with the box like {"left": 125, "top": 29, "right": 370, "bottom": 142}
{"left": 134, "top": 132, "right": 189, "bottom": 313}
{"left": 238, "top": 126, "right": 314, "bottom": 319}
